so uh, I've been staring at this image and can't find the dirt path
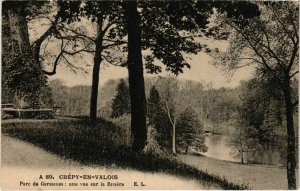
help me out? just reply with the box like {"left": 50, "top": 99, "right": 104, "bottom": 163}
{"left": 178, "top": 154, "right": 298, "bottom": 190}
{"left": 1, "top": 135, "right": 220, "bottom": 190}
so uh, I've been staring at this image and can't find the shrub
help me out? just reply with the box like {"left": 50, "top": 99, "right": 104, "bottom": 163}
{"left": 109, "top": 114, "right": 131, "bottom": 146}
{"left": 143, "top": 125, "right": 170, "bottom": 159}
{"left": 97, "top": 106, "right": 112, "bottom": 119}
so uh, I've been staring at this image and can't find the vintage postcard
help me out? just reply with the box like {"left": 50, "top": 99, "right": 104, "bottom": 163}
{"left": 1, "top": 1, "right": 299, "bottom": 190}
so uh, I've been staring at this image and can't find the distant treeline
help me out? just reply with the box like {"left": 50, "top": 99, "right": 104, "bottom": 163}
{"left": 49, "top": 78, "right": 239, "bottom": 125}
{"left": 48, "top": 77, "right": 294, "bottom": 138}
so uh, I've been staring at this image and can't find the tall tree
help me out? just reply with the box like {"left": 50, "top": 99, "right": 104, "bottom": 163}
{"left": 147, "top": 85, "right": 172, "bottom": 151}
{"left": 56, "top": 1, "right": 127, "bottom": 123}
{"left": 123, "top": 1, "right": 147, "bottom": 152}
{"left": 2, "top": 48, "right": 47, "bottom": 108}
{"left": 2, "top": 1, "right": 48, "bottom": 107}
{"left": 127, "top": 1, "right": 259, "bottom": 152}
{"left": 213, "top": 2, "right": 298, "bottom": 189}
{"left": 3, "top": 1, "right": 89, "bottom": 74}
{"left": 156, "top": 77, "right": 183, "bottom": 154}
{"left": 111, "top": 79, "right": 130, "bottom": 118}
{"left": 56, "top": 1, "right": 259, "bottom": 152}
{"left": 235, "top": 79, "right": 289, "bottom": 164}
{"left": 2, "top": 1, "right": 32, "bottom": 52}
{"left": 2, "top": 1, "right": 95, "bottom": 109}
{"left": 177, "top": 107, "right": 207, "bottom": 154}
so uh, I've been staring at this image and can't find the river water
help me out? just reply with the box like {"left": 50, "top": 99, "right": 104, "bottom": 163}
{"left": 200, "top": 134, "right": 239, "bottom": 162}
{"left": 200, "top": 134, "right": 286, "bottom": 166}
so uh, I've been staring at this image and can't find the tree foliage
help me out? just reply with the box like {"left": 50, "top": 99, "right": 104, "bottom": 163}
{"left": 2, "top": 47, "right": 47, "bottom": 108}
{"left": 213, "top": 2, "right": 298, "bottom": 87}
{"left": 49, "top": 80, "right": 91, "bottom": 116}
{"left": 227, "top": 126, "right": 259, "bottom": 164}
{"left": 213, "top": 2, "right": 298, "bottom": 188}
{"left": 56, "top": 1, "right": 127, "bottom": 123}
{"left": 51, "top": 1, "right": 260, "bottom": 152}
{"left": 111, "top": 79, "right": 130, "bottom": 118}
{"left": 147, "top": 85, "right": 172, "bottom": 151}
{"left": 177, "top": 107, "right": 207, "bottom": 154}
{"left": 147, "top": 86, "right": 162, "bottom": 126}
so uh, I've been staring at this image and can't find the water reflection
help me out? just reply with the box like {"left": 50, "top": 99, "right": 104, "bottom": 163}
{"left": 200, "top": 134, "right": 239, "bottom": 162}
{"left": 200, "top": 134, "right": 286, "bottom": 166}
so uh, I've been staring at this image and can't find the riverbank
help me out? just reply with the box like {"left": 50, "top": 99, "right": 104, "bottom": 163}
{"left": 178, "top": 154, "right": 298, "bottom": 190}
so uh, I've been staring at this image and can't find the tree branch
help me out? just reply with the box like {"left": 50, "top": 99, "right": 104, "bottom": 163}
{"left": 100, "top": 18, "right": 119, "bottom": 40}
{"left": 292, "top": 100, "right": 298, "bottom": 108}
{"left": 259, "top": 26, "right": 286, "bottom": 68}
{"left": 42, "top": 39, "right": 65, "bottom": 75}
{"left": 269, "top": 4, "right": 297, "bottom": 46}
{"left": 289, "top": 70, "right": 299, "bottom": 79}
{"left": 61, "top": 54, "right": 81, "bottom": 74}
{"left": 42, "top": 52, "right": 62, "bottom": 76}
{"left": 103, "top": 38, "right": 127, "bottom": 43}
{"left": 102, "top": 41, "right": 126, "bottom": 49}
{"left": 63, "top": 47, "right": 95, "bottom": 55}
{"left": 287, "top": 43, "right": 299, "bottom": 73}
{"left": 229, "top": 22, "right": 283, "bottom": 87}
{"left": 59, "top": 26, "right": 96, "bottom": 42}
{"left": 32, "top": 24, "right": 56, "bottom": 65}
{"left": 101, "top": 54, "right": 126, "bottom": 67}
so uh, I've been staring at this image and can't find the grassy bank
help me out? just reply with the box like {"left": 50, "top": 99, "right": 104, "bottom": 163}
{"left": 179, "top": 154, "right": 298, "bottom": 190}
{"left": 2, "top": 118, "right": 247, "bottom": 189}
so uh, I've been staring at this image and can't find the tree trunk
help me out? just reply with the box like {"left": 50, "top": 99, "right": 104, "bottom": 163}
{"left": 90, "top": 19, "right": 103, "bottom": 124}
{"left": 241, "top": 152, "right": 244, "bottom": 164}
{"left": 7, "top": 9, "right": 30, "bottom": 52}
{"left": 124, "top": 2, "right": 147, "bottom": 152}
{"left": 5, "top": 9, "right": 36, "bottom": 109}
{"left": 185, "top": 146, "right": 188, "bottom": 154}
{"left": 283, "top": 79, "right": 296, "bottom": 190}
{"left": 172, "top": 123, "right": 176, "bottom": 155}
{"left": 90, "top": 56, "right": 101, "bottom": 124}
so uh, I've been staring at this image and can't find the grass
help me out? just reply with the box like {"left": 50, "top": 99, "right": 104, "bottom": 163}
{"left": 179, "top": 153, "right": 298, "bottom": 190}
{"left": 2, "top": 117, "right": 248, "bottom": 190}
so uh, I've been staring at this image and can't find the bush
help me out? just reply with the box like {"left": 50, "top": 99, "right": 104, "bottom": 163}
{"left": 109, "top": 114, "right": 131, "bottom": 146}
{"left": 143, "top": 125, "right": 167, "bottom": 157}
{"left": 97, "top": 106, "right": 112, "bottom": 119}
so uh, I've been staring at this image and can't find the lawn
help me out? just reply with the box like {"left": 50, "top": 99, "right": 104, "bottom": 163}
{"left": 2, "top": 117, "right": 246, "bottom": 190}
{"left": 178, "top": 153, "right": 299, "bottom": 190}
{"left": 1, "top": 135, "right": 217, "bottom": 190}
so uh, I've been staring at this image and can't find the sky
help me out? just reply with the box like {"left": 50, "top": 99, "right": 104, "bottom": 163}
{"left": 29, "top": 12, "right": 255, "bottom": 89}
{"left": 47, "top": 49, "right": 255, "bottom": 89}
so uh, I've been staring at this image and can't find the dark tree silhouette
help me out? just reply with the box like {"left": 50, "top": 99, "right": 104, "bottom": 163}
{"left": 147, "top": 85, "right": 172, "bottom": 150}
{"left": 123, "top": 1, "right": 147, "bottom": 152}
{"left": 111, "top": 79, "right": 130, "bottom": 118}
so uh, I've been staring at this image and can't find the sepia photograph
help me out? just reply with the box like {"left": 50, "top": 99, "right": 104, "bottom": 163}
{"left": 1, "top": 0, "right": 299, "bottom": 190}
